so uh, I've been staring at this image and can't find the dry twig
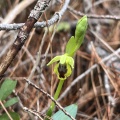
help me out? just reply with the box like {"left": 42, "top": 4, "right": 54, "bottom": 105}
{"left": 24, "top": 78, "right": 76, "bottom": 120}
{"left": 0, "top": 0, "right": 51, "bottom": 80}
{"left": 0, "top": 0, "right": 35, "bottom": 38}
{"left": 68, "top": 6, "right": 120, "bottom": 20}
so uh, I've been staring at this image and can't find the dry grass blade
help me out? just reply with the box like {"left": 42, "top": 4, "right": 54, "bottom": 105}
{"left": 90, "top": 49, "right": 102, "bottom": 118}
{"left": 91, "top": 30, "right": 120, "bottom": 60}
{"left": 91, "top": 42, "right": 119, "bottom": 95}
{"left": 0, "top": 100, "right": 13, "bottom": 120}
{"left": 58, "top": 49, "right": 120, "bottom": 101}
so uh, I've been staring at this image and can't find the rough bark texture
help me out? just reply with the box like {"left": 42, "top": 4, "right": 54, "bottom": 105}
{"left": 0, "top": 0, "right": 51, "bottom": 78}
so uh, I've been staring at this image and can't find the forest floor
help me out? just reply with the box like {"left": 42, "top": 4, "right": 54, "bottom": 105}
{"left": 0, "top": 0, "right": 120, "bottom": 120}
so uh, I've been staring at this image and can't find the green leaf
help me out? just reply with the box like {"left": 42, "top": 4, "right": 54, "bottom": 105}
{"left": 52, "top": 104, "right": 78, "bottom": 120}
{"left": 65, "top": 16, "right": 88, "bottom": 57}
{"left": 0, "top": 97, "right": 18, "bottom": 109}
{"left": 0, "top": 112, "right": 20, "bottom": 120}
{"left": 0, "top": 79, "right": 17, "bottom": 100}
{"left": 65, "top": 36, "right": 76, "bottom": 56}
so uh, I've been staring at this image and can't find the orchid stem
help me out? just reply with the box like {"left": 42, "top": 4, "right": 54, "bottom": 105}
{"left": 45, "top": 80, "right": 64, "bottom": 120}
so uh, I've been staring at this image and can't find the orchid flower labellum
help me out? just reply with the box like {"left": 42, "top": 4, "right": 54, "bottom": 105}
{"left": 47, "top": 54, "right": 74, "bottom": 80}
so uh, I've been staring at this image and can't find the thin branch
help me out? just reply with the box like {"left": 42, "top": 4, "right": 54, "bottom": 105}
{"left": 0, "top": 0, "right": 35, "bottom": 37}
{"left": 90, "top": 30, "right": 120, "bottom": 60}
{"left": 68, "top": 6, "right": 120, "bottom": 20}
{"left": 23, "top": 107, "right": 44, "bottom": 120}
{"left": 85, "top": 0, "right": 120, "bottom": 12}
{"left": 23, "top": 107, "right": 53, "bottom": 120}
{"left": 24, "top": 29, "right": 48, "bottom": 92}
{"left": 0, "top": 0, "right": 70, "bottom": 30}
{"left": 0, "top": 0, "right": 51, "bottom": 79}
{"left": 24, "top": 78, "right": 76, "bottom": 120}
{"left": 13, "top": 89, "right": 48, "bottom": 120}
{"left": 77, "top": 86, "right": 105, "bottom": 109}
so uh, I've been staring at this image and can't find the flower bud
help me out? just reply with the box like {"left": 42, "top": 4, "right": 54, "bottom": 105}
{"left": 75, "top": 15, "right": 88, "bottom": 49}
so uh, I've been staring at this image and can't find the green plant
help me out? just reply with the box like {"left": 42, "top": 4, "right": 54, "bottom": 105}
{"left": 45, "top": 15, "right": 88, "bottom": 120}
{"left": 0, "top": 79, "right": 20, "bottom": 120}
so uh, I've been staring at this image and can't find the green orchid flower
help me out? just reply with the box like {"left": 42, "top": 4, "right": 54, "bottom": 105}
{"left": 47, "top": 15, "right": 87, "bottom": 81}
{"left": 47, "top": 54, "right": 74, "bottom": 80}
